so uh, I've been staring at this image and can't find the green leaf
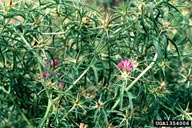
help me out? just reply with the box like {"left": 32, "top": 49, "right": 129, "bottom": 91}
{"left": 153, "top": 38, "right": 163, "bottom": 61}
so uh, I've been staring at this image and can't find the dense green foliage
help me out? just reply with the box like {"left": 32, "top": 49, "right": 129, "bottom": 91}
{"left": 0, "top": 0, "right": 191, "bottom": 127}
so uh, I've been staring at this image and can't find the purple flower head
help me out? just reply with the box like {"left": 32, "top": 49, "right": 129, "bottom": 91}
{"left": 58, "top": 82, "right": 64, "bottom": 87}
{"left": 45, "top": 59, "right": 60, "bottom": 67}
{"left": 43, "top": 71, "right": 52, "bottom": 78}
{"left": 117, "top": 59, "right": 134, "bottom": 71}
{"left": 50, "top": 59, "right": 60, "bottom": 67}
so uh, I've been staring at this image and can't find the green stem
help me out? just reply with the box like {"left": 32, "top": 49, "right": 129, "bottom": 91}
{"left": 38, "top": 96, "right": 53, "bottom": 128}
{"left": 126, "top": 53, "right": 158, "bottom": 92}
{"left": 65, "top": 66, "right": 91, "bottom": 92}
{"left": 65, "top": 45, "right": 99, "bottom": 92}
{"left": 120, "top": 79, "right": 127, "bottom": 110}
{"left": 112, "top": 79, "right": 127, "bottom": 110}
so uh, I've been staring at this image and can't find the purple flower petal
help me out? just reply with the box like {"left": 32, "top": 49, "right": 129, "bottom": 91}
{"left": 117, "top": 59, "right": 134, "bottom": 71}
{"left": 43, "top": 71, "right": 52, "bottom": 78}
{"left": 58, "top": 82, "right": 64, "bottom": 87}
{"left": 50, "top": 59, "right": 60, "bottom": 67}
